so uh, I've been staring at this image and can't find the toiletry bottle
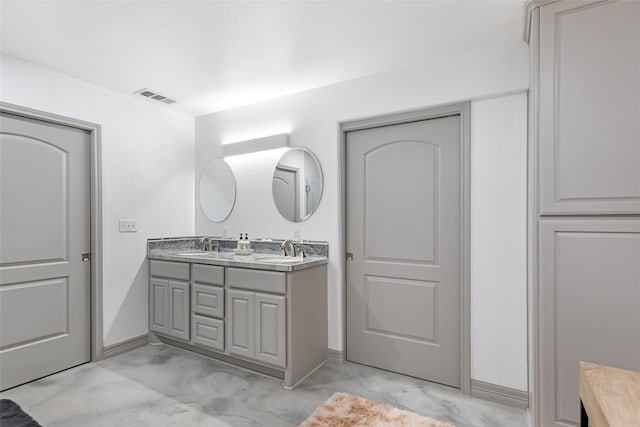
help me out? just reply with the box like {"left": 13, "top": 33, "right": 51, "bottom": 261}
{"left": 244, "top": 233, "right": 251, "bottom": 251}
{"left": 238, "top": 233, "right": 244, "bottom": 250}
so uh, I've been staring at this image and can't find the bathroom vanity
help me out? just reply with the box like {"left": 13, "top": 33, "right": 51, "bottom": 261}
{"left": 147, "top": 237, "right": 329, "bottom": 389}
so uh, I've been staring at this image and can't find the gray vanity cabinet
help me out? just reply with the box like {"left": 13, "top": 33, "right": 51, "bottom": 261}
{"left": 149, "top": 260, "right": 190, "bottom": 341}
{"left": 191, "top": 264, "right": 225, "bottom": 351}
{"left": 226, "top": 268, "right": 287, "bottom": 368}
{"left": 148, "top": 254, "right": 328, "bottom": 389}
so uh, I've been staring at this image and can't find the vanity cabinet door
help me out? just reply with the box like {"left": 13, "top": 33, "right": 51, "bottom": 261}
{"left": 150, "top": 278, "right": 169, "bottom": 335}
{"left": 192, "top": 314, "right": 224, "bottom": 351}
{"left": 227, "top": 289, "right": 255, "bottom": 359}
{"left": 192, "top": 284, "right": 224, "bottom": 318}
{"left": 254, "top": 293, "right": 286, "bottom": 368}
{"left": 538, "top": 0, "right": 640, "bottom": 215}
{"left": 168, "top": 280, "right": 190, "bottom": 341}
{"left": 539, "top": 218, "right": 640, "bottom": 425}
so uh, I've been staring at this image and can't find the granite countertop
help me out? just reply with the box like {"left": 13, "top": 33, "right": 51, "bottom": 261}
{"left": 147, "top": 250, "right": 328, "bottom": 272}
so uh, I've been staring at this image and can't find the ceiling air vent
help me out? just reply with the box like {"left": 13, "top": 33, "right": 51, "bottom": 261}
{"left": 134, "top": 88, "right": 176, "bottom": 105}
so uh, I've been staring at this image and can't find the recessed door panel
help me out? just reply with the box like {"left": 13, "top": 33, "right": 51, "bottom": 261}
{"left": 365, "top": 141, "right": 438, "bottom": 263}
{"left": 0, "top": 279, "right": 68, "bottom": 349}
{"left": 364, "top": 276, "right": 437, "bottom": 343}
{"left": 0, "top": 135, "right": 67, "bottom": 264}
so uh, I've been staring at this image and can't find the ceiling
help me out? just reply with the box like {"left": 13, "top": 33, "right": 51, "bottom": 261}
{"left": 0, "top": 1, "right": 525, "bottom": 117}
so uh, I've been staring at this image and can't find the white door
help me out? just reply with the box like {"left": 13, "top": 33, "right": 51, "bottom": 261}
{"left": 273, "top": 166, "right": 298, "bottom": 221}
{"left": 346, "top": 115, "right": 461, "bottom": 387}
{"left": 0, "top": 112, "right": 91, "bottom": 390}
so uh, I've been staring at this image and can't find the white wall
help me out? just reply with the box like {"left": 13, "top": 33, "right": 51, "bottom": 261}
{"left": 0, "top": 54, "right": 196, "bottom": 347}
{"left": 470, "top": 94, "right": 528, "bottom": 391}
{"left": 195, "top": 41, "right": 529, "bottom": 390}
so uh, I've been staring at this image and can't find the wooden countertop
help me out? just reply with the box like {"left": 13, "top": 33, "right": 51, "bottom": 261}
{"left": 579, "top": 361, "right": 640, "bottom": 427}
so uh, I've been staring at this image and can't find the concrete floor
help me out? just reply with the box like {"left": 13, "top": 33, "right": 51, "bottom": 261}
{"left": 1, "top": 344, "right": 528, "bottom": 426}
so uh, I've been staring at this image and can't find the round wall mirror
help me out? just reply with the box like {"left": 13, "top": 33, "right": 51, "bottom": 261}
{"left": 272, "top": 147, "right": 323, "bottom": 222}
{"left": 199, "top": 158, "right": 236, "bottom": 222}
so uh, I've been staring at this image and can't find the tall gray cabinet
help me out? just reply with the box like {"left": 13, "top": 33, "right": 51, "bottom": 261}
{"left": 528, "top": 1, "right": 640, "bottom": 426}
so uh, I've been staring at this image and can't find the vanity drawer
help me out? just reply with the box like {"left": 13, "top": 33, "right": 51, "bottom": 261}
{"left": 191, "top": 314, "right": 224, "bottom": 351}
{"left": 192, "top": 283, "right": 224, "bottom": 318}
{"left": 192, "top": 263, "right": 224, "bottom": 286}
{"left": 150, "top": 260, "right": 190, "bottom": 280}
{"left": 226, "top": 268, "right": 286, "bottom": 294}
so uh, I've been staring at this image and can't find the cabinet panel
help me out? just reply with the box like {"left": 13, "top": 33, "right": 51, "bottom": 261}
{"left": 150, "top": 278, "right": 168, "bottom": 335}
{"left": 150, "top": 260, "right": 190, "bottom": 280}
{"left": 192, "top": 263, "right": 223, "bottom": 286}
{"left": 227, "top": 268, "right": 286, "bottom": 294}
{"left": 540, "top": 219, "right": 640, "bottom": 426}
{"left": 227, "top": 289, "right": 254, "bottom": 358}
{"left": 254, "top": 294, "right": 286, "bottom": 368}
{"left": 168, "top": 280, "right": 190, "bottom": 341}
{"left": 539, "top": 0, "right": 640, "bottom": 214}
{"left": 192, "top": 283, "right": 224, "bottom": 318}
{"left": 192, "top": 314, "right": 224, "bottom": 351}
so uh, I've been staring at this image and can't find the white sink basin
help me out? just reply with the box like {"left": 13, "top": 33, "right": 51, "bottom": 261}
{"left": 253, "top": 256, "right": 301, "bottom": 264}
{"left": 174, "top": 251, "right": 215, "bottom": 256}
{"left": 173, "top": 251, "right": 231, "bottom": 258}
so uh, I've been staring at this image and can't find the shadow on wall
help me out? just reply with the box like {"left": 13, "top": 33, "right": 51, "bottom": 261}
{"left": 104, "top": 260, "right": 149, "bottom": 347}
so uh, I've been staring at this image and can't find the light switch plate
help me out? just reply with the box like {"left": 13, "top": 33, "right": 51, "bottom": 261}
{"left": 119, "top": 219, "right": 138, "bottom": 233}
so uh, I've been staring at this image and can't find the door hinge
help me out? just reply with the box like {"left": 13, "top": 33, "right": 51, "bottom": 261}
{"left": 346, "top": 252, "right": 354, "bottom": 261}
{"left": 81, "top": 252, "right": 91, "bottom": 261}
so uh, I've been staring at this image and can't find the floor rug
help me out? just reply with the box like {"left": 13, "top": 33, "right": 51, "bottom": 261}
{"left": 300, "top": 392, "right": 454, "bottom": 427}
{"left": 0, "top": 399, "right": 42, "bottom": 427}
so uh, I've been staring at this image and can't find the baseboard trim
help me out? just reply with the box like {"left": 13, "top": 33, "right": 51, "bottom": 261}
{"left": 470, "top": 379, "right": 528, "bottom": 410}
{"left": 102, "top": 334, "right": 149, "bottom": 359}
{"left": 327, "top": 348, "right": 345, "bottom": 362}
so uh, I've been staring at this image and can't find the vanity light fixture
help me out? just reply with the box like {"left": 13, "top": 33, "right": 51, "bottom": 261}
{"left": 222, "top": 133, "right": 289, "bottom": 158}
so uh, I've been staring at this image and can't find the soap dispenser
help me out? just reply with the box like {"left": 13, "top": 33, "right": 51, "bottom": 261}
{"left": 237, "top": 233, "right": 244, "bottom": 250}
{"left": 244, "top": 233, "right": 251, "bottom": 251}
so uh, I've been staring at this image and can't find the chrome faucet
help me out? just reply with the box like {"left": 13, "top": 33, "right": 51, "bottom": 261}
{"left": 199, "top": 237, "right": 218, "bottom": 252}
{"left": 280, "top": 239, "right": 295, "bottom": 257}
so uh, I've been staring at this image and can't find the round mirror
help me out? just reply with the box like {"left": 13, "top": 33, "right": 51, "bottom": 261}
{"left": 199, "top": 158, "right": 236, "bottom": 222}
{"left": 272, "top": 147, "right": 323, "bottom": 222}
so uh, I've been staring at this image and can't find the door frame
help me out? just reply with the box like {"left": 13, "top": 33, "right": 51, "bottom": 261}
{"left": 339, "top": 102, "right": 471, "bottom": 394}
{"left": 1, "top": 101, "right": 104, "bottom": 362}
